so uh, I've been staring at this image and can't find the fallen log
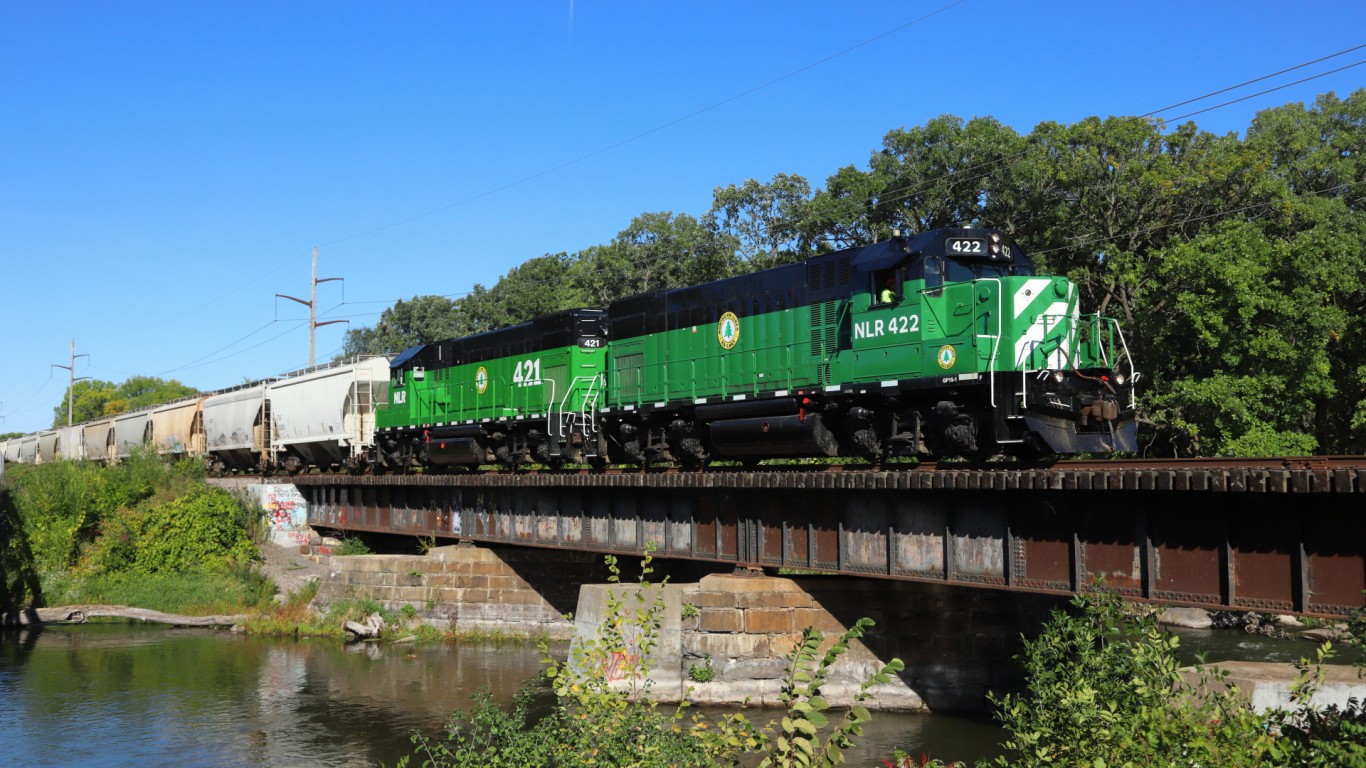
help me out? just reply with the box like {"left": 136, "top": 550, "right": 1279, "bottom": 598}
{"left": 343, "top": 612, "right": 385, "bottom": 640}
{"left": 1, "top": 605, "right": 247, "bottom": 628}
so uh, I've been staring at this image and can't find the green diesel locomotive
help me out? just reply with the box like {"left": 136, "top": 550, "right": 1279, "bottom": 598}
{"left": 375, "top": 227, "right": 1137, "bottom": 469}
{"left": 376, "top": 309, "right": 607, "bottom": 468}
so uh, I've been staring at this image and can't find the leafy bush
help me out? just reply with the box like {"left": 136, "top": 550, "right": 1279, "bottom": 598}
{"left": 6, "top": 451, "right": 208, "bottom": 572}
{"left": 5, "top": 455, "right": 265, "bottom": 615}
{"left": 133, "top": 486, "right": 257, "bottom": 574}
{"left": 337, "top": 536, "right": 372, "bottom": 556}
{"left": 988, "top": 587, "right": 1271, "bottom": 766}
{"left": 988, "top": 585, "right": 1366, "bottom": 768}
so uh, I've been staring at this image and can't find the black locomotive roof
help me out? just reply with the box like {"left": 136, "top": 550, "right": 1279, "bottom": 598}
{"left": 607, "top": 227, "right": 1033, "bottom": 340}
{"left": 389, "top": 308, "right": 605, "bottom": 371}
{"left": 389, "top": 344, "right": 426, "bottom": 370}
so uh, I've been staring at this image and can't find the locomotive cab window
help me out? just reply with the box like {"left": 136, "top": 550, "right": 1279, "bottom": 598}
{"left": 873, "top": 269, "right": 901, "bottom": 306}
{"left": 924, "top": 256, "right": 944, "bottom": 295}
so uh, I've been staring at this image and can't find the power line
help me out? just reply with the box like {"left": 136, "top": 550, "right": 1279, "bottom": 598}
{"left": 326, "top": 43, "right": 1366, "bottom": 317}
{"left": 1027, "top": 181, "right": 1361, "bottom": 260}
{"left": 159, "top": 320, "right": 282, "bottom": 375}
{"left": 762, "top": 45, "right": 1366, "bottom": 246}
{"left": 1161, "top": 58, "right": 1365, "bottom": 124}
{"left": 166, "top": 322, "right": 311, "bottom": 375}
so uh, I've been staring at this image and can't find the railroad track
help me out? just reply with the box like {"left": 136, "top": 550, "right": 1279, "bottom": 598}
{"left": 262, "top": 455, "right": 1366, "bottom": 482}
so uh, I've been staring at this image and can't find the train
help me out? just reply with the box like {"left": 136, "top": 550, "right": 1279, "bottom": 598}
{"left": 1, "top": 227, "right": 1138, "bottom": 473}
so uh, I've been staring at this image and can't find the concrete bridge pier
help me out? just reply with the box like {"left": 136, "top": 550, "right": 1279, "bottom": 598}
{"left": 574, "top": 572, "right": 1066, "bottom": 712}
{"left": 310, "top": 542, "right": 1068, "bottom": 712}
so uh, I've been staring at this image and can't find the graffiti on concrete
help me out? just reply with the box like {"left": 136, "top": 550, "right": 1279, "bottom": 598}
{"left": 252, "top": 484, "right": 308, "bottom": 531}
{"left": 246, "top": 483, "right": 313, "bottom": 547}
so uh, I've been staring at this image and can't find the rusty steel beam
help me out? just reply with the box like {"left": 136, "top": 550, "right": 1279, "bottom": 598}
{"left": 293, "top": 470, "right": 1366, "bottom": 618}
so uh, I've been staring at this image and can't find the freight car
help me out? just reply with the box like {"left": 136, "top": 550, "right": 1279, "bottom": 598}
{"left": 375, "top": 227, "right": 1137, "bottom": 469}
{"left": 267, "top": 356, "right": 390, "bottom": 473}
{"left": 2, "top": 357, "right": 391, "bottom": 475}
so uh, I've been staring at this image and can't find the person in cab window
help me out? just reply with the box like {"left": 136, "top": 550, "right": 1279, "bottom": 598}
{"left": 879, "top": 276, "right": 898, "bottom": 305}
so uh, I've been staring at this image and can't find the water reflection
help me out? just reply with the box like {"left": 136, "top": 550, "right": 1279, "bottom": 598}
{"left": 0, "top": 625, "right": 547, "bottom": 768}
{"left": 0, "top": 624, "right": 1011, "bottom": 767}
{"left": 1171, "top": 625, "right": 1365, "bottom": 667}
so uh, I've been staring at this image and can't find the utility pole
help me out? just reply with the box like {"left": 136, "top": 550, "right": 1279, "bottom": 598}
{"left": 51, "top": 338, "right": 91, "bottom": 427}
{"left": 276, "top": 246, "right": 347, "bottom": 368}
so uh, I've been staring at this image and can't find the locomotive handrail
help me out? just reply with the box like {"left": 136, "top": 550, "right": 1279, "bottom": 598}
{"left": 551, "top": 374, "right": 605, "bottom": 443}
{"left": 1107, "top": 317, "right": 1139, "bottom": 408}
{"left": 1022, "top": 312, "right": 1139, "bottom": 410}
{"left": 979, "top": 278, "right": 1004, "bottom": 409}
{"left": 544, "top": 376, "right": 560, "bottom": 438}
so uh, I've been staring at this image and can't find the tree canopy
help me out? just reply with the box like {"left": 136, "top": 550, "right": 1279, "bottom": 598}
{"left": 339, "top": 89, "right": 1366, "bottom": 456}
{"left": 51, "top": 376, "right": 198, "bottom": 428}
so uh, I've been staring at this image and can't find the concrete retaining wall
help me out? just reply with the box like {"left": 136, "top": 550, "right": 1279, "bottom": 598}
{"left": 1182, "top": 661, "right": 1366, "bottom": 712}
{"left": 312, "top": 544, "right": 607, "bottom": 639}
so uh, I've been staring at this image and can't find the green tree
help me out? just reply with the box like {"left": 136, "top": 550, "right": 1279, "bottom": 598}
{"left": 339, "top": 294, "right": 464, "bottom": 357}
{"left": 990, "top": 588, "right": 1272, "bottom": 767}
{"left": 568, "top": 212, "right": 736, "bottom": 304}
{"left": 1127, "top": 91, "right": 1365, "bottom": 455}
{"left": 107, "top": 376, "right": 197, "bottom": 414}
{"left": 51, "top": 376, "right": 195, "bottom": 428}
{"left": 707, "top": 173, "right": 810, "bottom": 270}
{"left": 1242, "top": 90, "right": 1366, "bottom": 454}
{"left": 800, "top": 116, "right": 1027, "bottom": 250}
{"left": 50, "top": 379, "right": 118, "bottom": 426}
{"left": 455, "top": 253, "right": 587, "bottom": 333}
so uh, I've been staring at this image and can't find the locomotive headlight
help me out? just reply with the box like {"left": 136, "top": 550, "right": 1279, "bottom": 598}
{"left": 1113, "top": 373, "right": 1127, "bottom": 386}
{"left": 990, "top": 232, "right": 1002, "bottom": 243}
{"left": 1052, "top": 371, "right": 1066, "bottom": 383}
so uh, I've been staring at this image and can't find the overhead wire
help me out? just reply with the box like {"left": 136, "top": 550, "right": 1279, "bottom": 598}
{"left": 158, "top": 320, "right": 283, "bottom": 375}
{"left": 325, "top": 43, "right": 1366, "bottom": 316}
{"left": 1027, "top": 181, "right": 1362, "bottom": 260}
{"left": 760, "top": 46, "right": 1366, "bottom": 247}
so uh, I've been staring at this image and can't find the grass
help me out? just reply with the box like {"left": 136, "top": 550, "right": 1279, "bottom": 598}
{"left": 42, "top": 564, "right": 276, "bottom": 615}
{"left": 238, "top": 583, "right": 555, "bottom": 647}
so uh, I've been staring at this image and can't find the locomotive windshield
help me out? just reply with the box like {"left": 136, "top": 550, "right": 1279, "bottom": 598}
{"left": 943, "top": 256, "right": 1033, "bottom": 281}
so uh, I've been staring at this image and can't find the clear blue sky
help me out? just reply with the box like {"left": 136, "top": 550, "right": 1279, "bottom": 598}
{"left": 2, "top": 1, "right": 1362, "bottom": 434}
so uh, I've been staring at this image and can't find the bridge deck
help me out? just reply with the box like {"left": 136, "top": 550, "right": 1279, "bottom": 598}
{"left": 289, "top": 465, "right": 1366, "bottom": 618}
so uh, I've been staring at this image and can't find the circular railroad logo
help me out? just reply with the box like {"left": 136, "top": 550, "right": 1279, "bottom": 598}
{"left": 937, "top": 345, "right": 956, "bottom": 369}
{"left": 717, "top": 311, "right": 741, "bottom": 350}
{"left": 475, "top": 366, "right": 489, "bottom": 394}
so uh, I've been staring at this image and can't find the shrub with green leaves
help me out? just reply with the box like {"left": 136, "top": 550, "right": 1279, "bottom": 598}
{"left": 132, "top": 486, "right": 257, "bottom": 574}
{"left": 4, "top": 455, "right": 266, "bottom": 614}
{"left": 402, "top": 551, "right": 714, "bottom": 768}
{"left": 988, "top": 587, "right": 1272, "bottom": 767}
{"left": 986, "top": 585, "right": 1366, "bottom": 768}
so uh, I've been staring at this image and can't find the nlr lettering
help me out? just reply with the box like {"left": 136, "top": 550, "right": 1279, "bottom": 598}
{"left": 854, "top": 315, "right": 920, "bottom": 340}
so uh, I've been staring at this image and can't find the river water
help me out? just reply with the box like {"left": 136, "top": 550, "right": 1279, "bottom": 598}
{"left": 0, "top": 625, "right": 1005, "bottom": 767}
